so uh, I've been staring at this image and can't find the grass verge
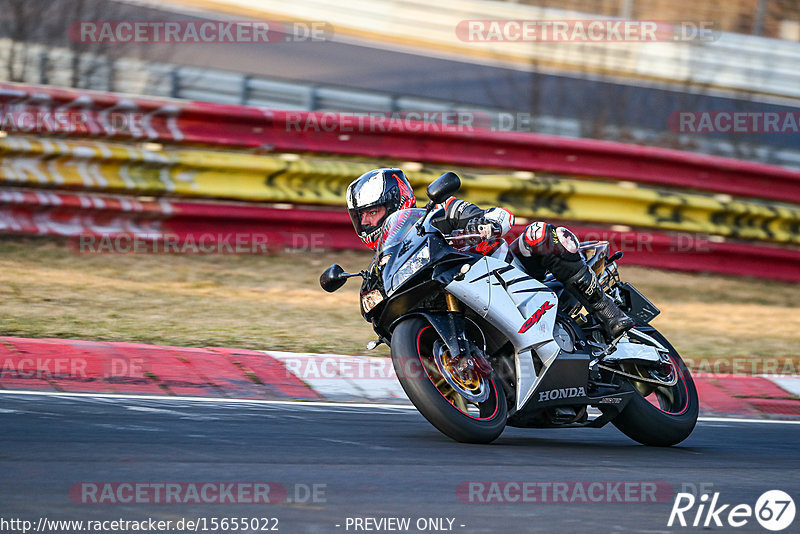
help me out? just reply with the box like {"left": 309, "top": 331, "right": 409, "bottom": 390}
{"left": 0, "top": 237, "right": 797, "bottom": 374}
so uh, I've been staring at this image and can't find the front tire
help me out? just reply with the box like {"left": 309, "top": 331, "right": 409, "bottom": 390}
{"left": 391, "top": 317, "right": 507, "bottom": 444}
{"left": 611, "top": 329, "right": 698, "bottom": 446}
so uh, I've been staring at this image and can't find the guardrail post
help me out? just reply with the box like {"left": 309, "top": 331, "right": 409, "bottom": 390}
{"left": 170, "top": 68, "right": 181, "bottom": 99}
{"left": 754, "top": 0, "right": 767, "bottom": 36}
{"left": 307, "top": 85, "right": 318, "bottom": 111}
{"left": 38, "top": 51, "right": 49, "bottom": 85}
{"left": 107, "top": 57, "right": 116, "bottom": 93}
{"left": 240, "top": 75, "right": 252, "bottom": 105}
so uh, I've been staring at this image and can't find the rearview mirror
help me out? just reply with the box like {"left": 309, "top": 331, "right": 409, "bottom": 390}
{"left": 426, "top": 172, "right": 461, "bottom": 204}
{"left": 319, "top": 264, "right": 348, "bottom": 293}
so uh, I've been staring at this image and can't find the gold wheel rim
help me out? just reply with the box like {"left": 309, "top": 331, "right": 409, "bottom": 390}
{"left": 440, "top": 351, "right": 481, "bottom": 392}
{"left": 422, "top": 354, "right": 478, "bottom": 412}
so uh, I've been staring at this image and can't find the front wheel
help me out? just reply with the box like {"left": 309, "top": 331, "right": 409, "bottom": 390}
{"left": 391, "top": 317, "right": 507, "bottom": 444}
{"left": 611, "top": 329, "right": 698, "bottom": 446}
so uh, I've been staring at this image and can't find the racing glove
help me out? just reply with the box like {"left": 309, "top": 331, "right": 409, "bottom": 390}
{"left": 465, "top": 217, "right": 502, "bottom": 240}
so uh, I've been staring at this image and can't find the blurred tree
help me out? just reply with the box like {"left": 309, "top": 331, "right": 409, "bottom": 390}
{"left": 0, "top": 0, "right": 174, "bottom": 89}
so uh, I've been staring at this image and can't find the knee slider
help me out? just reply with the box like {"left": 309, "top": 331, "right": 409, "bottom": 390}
{"left": 554, "top": 226, "right": 580, "bottom": 255}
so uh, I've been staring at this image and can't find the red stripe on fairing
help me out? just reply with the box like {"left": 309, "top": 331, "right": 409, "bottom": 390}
{"left": 518, "top": 301, "right": 555, "bottom": 333}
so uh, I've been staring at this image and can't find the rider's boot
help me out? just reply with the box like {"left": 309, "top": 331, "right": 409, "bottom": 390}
{"left": 511, "top": 221, "right": 634, "bottom": 341}
{"left": 562, "top": 264, "right": 634, "bottom": 341}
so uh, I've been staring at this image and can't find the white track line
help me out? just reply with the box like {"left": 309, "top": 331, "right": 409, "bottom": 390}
{"left": 695, "top": 416, "right": 800, "bottom": 425}
{"left": 2, "top": 390, "right": 800, "bottom": 425}
{"left": 0, "top": 389, "right": 416, "bottom": 410}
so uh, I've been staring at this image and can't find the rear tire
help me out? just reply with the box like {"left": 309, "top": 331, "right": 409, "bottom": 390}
{"left": 611, "top": 329, "right": 698, "bottom": 446}
{"left": 391, "top": 317, "right": 507, "bottom": 444}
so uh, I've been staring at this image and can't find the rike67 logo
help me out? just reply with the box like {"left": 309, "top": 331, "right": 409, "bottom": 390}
{"left": 668, "top": 490, "right": 795, "bottom": 531}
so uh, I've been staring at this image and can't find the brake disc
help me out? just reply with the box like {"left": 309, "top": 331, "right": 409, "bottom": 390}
{"left": 432, "top": 340, "right": 490, "bottom": 403}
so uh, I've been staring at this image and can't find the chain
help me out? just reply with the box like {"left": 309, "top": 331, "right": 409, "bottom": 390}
{"left": 597, "top": 363, "right": 679, "bottom": 387}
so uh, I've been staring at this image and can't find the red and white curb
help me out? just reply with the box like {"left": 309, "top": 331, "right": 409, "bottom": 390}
{"left": 268, "top": 352, "right": 800, "bottom": 417}
{"left": 0, "top": 336, "right": 798, "bottom": 417}
{"left": 264, "top": 351, "right": 407, "bottom": 403}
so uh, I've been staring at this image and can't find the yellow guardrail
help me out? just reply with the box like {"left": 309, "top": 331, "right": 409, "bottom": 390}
{"left": 1, "top": 136, "right": 799, "bottom": 245}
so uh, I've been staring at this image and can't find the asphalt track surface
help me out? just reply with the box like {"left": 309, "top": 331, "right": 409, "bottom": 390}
{"left": 1, "top": 392, "right": 799, "bottom": 533}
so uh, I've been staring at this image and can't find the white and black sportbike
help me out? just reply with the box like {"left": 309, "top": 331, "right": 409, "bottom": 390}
{"left": 320, "top": 173, "right": 698, "bottom": 445}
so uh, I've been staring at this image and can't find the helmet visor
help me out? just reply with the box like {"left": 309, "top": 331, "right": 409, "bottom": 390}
{"left": 349, "top": 204, "right": 389, "bottom": 243}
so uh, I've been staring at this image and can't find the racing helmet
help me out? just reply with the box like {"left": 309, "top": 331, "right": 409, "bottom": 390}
{"left": 346, "top": 168, "right": 416, "bottom": 249}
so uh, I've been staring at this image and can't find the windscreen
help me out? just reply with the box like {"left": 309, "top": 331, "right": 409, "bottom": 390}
{"left": 377, "top": 208, "right": 426, "bottom": 252}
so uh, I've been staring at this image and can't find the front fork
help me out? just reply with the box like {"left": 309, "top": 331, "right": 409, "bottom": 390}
{"left": 418, "top": 311, "right": 471, "bottom": 363}
{"left": 446, "top": 293, "right": 463, "bottom": 313}
{"left": 403, "top": 289, "right": 488, "bottom": 376}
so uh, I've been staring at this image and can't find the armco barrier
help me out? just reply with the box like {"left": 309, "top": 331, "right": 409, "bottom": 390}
{"left": 2, "top": 82, "right": 800, "bottom": 203}
{"left": 2, "top": 188, "right": 799, "bottom": 282}
{"left": 2, "top": 137, "right": 800, "bottom": 245}
{"left": 1, "top": 82, "right": 800, "bottom": 281}
{"left": 0, "top": 189, "right": 363, "bottom": 251}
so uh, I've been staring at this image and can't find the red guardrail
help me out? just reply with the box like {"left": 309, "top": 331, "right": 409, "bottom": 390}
{"left": 2, "top": 189, "right": 798, "bottom": 282}
{"left": 0, "top": 189, "right": 361, "bottom": 251}
{"left": 2, "top": 82, "right": 799, "bottom": 204}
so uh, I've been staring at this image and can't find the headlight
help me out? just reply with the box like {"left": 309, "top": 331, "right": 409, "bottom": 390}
{"left": 361, "top": 289, "right": 384, "bottom": 313}
{"left": 392, "top": 244, "right": 430, "bottom": 290}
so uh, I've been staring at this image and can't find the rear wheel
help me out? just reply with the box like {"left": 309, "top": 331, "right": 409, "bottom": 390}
{"left": 391, "top": 317, "right": 507, "bottom": 443}
{"left": 611, "top": 329, "right": 698, "bottom": 446}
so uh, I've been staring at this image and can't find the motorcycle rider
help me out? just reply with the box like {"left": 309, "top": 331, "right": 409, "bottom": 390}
{"left": 346, "top": 168, "right": 634, "bottom": 340}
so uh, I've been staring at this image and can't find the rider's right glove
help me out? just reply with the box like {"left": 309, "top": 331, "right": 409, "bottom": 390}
{"left": 465, "top": 217, "right": 502, "bottom": 240}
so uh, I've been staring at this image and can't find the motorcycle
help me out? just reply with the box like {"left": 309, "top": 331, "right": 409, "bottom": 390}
{"left": 320, "top": 172, "right": 698, "bottom": 445}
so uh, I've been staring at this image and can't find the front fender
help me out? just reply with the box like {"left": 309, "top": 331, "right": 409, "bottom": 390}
{"left": 390, "top": 311, "right": 470, "bottom": 363}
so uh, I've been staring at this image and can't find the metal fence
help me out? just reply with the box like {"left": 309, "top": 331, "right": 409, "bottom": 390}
{"left": 1, "top": 38, "right": 798, "bottom": 170}
{"left": 203, "top": 0, "right": 800, "bottom": 101}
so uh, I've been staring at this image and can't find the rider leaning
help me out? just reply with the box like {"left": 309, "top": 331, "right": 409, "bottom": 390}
{"left": 346, "top": 167, "right": 634, "bottom": 340}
